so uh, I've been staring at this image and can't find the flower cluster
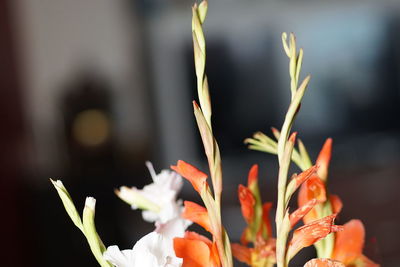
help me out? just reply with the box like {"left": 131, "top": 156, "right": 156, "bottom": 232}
{"left": 51, "top": 1, "right": 380, "bottom": 267}
{"left": 51, "top": 162, "right": 189, "bottom": 267}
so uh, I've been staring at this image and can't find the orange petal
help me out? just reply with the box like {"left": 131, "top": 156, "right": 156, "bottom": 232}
{"left": 209, "top": 241, "right": 221, "bottom": 267}
{"left": 329, "top": 194, "right": 343, "bottom": 214}
{"left": 182, "top": 201, "right": 212, "bottom": 234}
{"left": 262, "top": 202, "right": 273, "bottom": 237}
{"left": 295, "top": 165, "right": 319, "bottom": 187}
{"left": 174, "top": 237, "right": 211, "bottom": 267}
{"left": 184, "top": 231, "right": 212, "bottom": 245}
{"left": 288, "top": 214, "right": 343, "bottom": 259}
{"left": 332, "top": 219, "right": 365, "bottom": 264}
{"left": 316, "top": 138, "right": 332, "bottom": 182}
{"left": 290, "top": 198, "right": 318, "bottom": 228}
{"left": 247, "top": 164, "right": 259, "bottom": 187}
{"left": 171, "top": 160, "right": 208, "bottom": 193}
{"left": 298, "top": 175, "right": 327, "bottom": 224}
{"left": 231, "top": 243, "right": 252, "bottom": 265}
{"left": 174, "top": 231, "right": 220, "bottom": 267}
{"left": 238, "top": 185, "right": 256, "bottom": 224}
{"left": 303, "top": 258, "right": 345, "bottom": 267}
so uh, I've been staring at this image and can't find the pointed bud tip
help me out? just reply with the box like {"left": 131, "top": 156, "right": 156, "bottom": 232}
{"left": 50, "top": 179, "right": 64, "bottom": 188}
{"left": 85, "top": 197, "right": 96, "bottom": 210}
{"left": 289, "top": 132, "right": 298, "bottom": 142}
{"left": 247, "top": 164, "right": 259, "bottom": 185}
{"left": 192, "top": 101, "right": 200, "bottom": 109}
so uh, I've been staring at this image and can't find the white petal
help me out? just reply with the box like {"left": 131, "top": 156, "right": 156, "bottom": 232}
{"left": 155, "top": 217, "right": 191, "bottom": 239}
{"left": 103, "top": 245, "right": 134, "bottom": 267}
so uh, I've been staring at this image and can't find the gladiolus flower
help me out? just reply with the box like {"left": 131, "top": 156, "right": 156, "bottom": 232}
{"left": 171, "top": 160, "right": 208, "bottom": 193}
{"left": 104, "top": 232, "right": 182, "bottom": 267}
{"left": 115, "top": 162, "right": 183, "bottom": 224}
{"left": 104, "top": 218, "right": 189, "bottom": 267}
{"left": 298, "top": 175, "right": 327, "bottom": 224}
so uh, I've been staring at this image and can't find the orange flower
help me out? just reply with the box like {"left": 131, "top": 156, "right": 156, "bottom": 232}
{"left": 332, "top": 220, "right": 380, "bottom": 267}
{"left": 297, "top": 139, "right": 332, "bottom": 223}
{"left": 298, "top": 175, "right": 327, "bottom": 223}
{"left": 233, "top": 165, "right": 276, "bottom": 266}
{"left": 303, "top": 258, "right": 345, "bottom": 267}
{"left": 287, "top": 214, "right": 343, "bottom": 260}
{"left": 174, "top": 231, "right": 220, "bottom": 267}
{"left": 182, "top": 201, "right": 213, "bottom": 234}
{"left": 171, "top": 160, "right": 208, "bottom": 193}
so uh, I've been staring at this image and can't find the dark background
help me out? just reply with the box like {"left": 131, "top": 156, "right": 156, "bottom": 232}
{"left": 1, "top": 0, "right": 399, "bottom": 266}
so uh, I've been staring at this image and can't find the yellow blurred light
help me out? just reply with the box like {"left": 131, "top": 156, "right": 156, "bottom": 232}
{"left": 72, "top": 109, "right": 111, "bottom": 147}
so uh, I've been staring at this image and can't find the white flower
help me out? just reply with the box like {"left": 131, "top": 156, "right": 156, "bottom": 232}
{"left": 103, "top": 219, "right": 188, "bottom": 267}
{"left": 106, "top": 162, "right": 191, "bottom": 266}
{"left": 116, "top": 162, "right": 184, "bottom": 223}
{"left": 104, "top": 232, "right": 179, "bottom": 267}
{"left": 103, "top": 218, "right": 189, "bottom": 267}
{"left": 103, "top": 246, "right": 135, "bottom": 267}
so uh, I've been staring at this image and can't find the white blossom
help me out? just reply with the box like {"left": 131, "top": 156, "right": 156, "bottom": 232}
{"left": 116, "top": 162, "right": 184, "bottom": 223}
{"left": 104, "top": 219, "right": 188, "bottom": 267}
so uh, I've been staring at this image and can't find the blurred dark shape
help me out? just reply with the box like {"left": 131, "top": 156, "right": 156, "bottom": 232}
{"left": 38, "top": 71, "right": 153, "bottom": 267}
{"left": 0, "top": 0, "right": 33, "bottom": 265}
{"left": 61, "top": 72, "right": 115, "bottom": 178}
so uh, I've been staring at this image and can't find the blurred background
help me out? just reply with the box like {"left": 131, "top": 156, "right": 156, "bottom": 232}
{"left": 1, "top": 0, "right": 400, "bottom": 266}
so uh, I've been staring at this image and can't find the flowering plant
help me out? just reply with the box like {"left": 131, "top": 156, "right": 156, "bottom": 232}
{"left": 51, "top": 1, "right": 380, "bottom": 267}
